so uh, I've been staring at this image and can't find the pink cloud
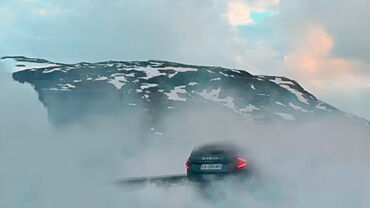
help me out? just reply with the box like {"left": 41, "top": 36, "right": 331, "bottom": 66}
{"left": 226, "top": 1, "right": 254, "bottom": 26}
{"left": 284, "top": 26, "right": 368, "bottom": 90}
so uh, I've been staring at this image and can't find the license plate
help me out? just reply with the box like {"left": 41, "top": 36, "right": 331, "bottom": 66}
{"left": 200, "top": 164, "right": 222, "bottom": 170}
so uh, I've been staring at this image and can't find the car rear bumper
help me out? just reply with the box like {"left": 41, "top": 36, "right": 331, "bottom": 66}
{"left": 187, "top": 171, "right": 247, "bottom": 182}
{"left": 187, "top": 173, "right": 228, "bottom": 182}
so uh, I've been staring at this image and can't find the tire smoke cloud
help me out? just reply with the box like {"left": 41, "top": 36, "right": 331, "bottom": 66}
{"left": 1, "top": 70, "right": 369, "bottom": 208}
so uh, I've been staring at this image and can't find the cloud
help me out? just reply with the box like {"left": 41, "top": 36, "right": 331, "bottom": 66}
{"left": 1, "top": 72, "right": 370, "bottom": 207}
{"left": 281, "top": 25, "right": 370, "bottom": 119}
{"left": 247, "top": 0, "right": 280, "bottom": 12}
{"left": 230, "top": 0, "right": 370, "bottom": 120}
{"left": 35, "top": 8, "right": 51, "bottom": 16}
{"left": 0, "top": 0, "right": 245, "bottom": 68}
{"left": 284, "top": 26, "right": 348, "bottom": 87}
{"left": 278, "top": 0, "right": 370, "bottom": 65}
{"left": 224, "top": 0, "right": 279, "bottom": 26}
{"left": 12, "top": 0, "right": 38, "bottom": 2}
{"left": 226, "top": 1, "right": 254, "bottom": 26}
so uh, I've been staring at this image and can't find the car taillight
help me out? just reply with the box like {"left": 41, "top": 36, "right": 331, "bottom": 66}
{"left": 236, "top": 157, "right": 247, "bottom": 169}
{"left": 185, "top": 159, "right": 190, "bottom": 170}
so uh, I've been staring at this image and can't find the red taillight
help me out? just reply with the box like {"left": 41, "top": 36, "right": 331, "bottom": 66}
{"left": 185, "top": 159, "right": 190, "bottom": 170}
{"left": 236, "top": 157, "right": 247, "bottom": 169}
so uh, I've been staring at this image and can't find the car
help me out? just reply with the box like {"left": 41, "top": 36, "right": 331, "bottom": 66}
{"left": 118, "top": 142, "right": 251, "bottom": 188}
{"left": 186, "top": 143, "right": 249, "bottom": 182}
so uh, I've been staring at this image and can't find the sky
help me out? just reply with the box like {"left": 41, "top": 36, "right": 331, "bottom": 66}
{"left": 0, "top": 0, "right": 369, "bottom": 120}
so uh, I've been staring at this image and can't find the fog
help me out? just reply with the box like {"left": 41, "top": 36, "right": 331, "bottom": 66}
{"left": 1, "top": 69, "right": 370, "bottom": 208}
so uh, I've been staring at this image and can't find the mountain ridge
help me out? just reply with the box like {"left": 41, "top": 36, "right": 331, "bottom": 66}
{"left": 2, "top": 56, "right": 369, "bottom": 129}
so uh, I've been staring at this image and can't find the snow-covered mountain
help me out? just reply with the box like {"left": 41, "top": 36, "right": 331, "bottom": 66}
{"left": 2, "top": 56, "right": 369, "bottom": 128}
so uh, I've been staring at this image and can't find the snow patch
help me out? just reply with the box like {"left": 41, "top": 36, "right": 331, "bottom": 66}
{"left": 316, "top": 102, "right": 332, "bottom": 112}
{"left": 274, "top": 112, "right": 295, "bottom": 121}
{"left": 125, "top": 73, "right": 135, "bottom": 77}
{"left": 270, "top": 77, "right": 295, "bottom": 86}
{"left": 270, "top": 77, "right": 310, "bottom": 105}
{"left": 140, "top": 83, "right": 158, "bottom": 90}
{"left": 276, "top": 102, "right": 287, "bottom": 107}
{"left": 279, "top": 85, "right": 309, "bottom": 105}
{"left": 164, "top": 86, "right": 187, "bottom": 102}
{"left": 198, "top": 88, "right": 236, "bottom": 110}
{"left": 95, "top": 76, "right": 108, "bottom": 81}
{"left": 289, "top": 102, "right": 308, "bottom": 112}
{"left": 163, "top": 67, "right": 197, "bottom": 73}
{"left": 108, "top": 75, "right": 126, "bottom": 89}
{"left": 239, "top": 104, "right": 260, "bottom": 113}
{"left": 42, "top": 67, "right": 66, "bottom": 73}
{"left": 58, "top": 84, "right": 76, "bottom": 91}
{"left": 219, "top": 71, "right": 230, "bottom": 77}
{"left": 257, "top": 76, "right": 264, "bottom": 81}
{"left": 166, "top": 67, "right": 197, "bottom": 78}
{"left": 4, "top": 60, "right": 61, "bottom": 73}
{"left": 137, "top": 67, "right": 166, "bottom": 79}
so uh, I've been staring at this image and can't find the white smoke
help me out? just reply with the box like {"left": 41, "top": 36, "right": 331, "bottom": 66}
{"left": 1, "top": 69, "right": 370, "bottom": 208}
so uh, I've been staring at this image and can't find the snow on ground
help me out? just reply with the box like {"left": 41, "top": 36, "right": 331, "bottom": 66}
{"left": 165, "top": 86, "right": 187, "bottom": 102}
{"left": 166, "top": 67, "right": 198, "bottom": 78}
{"left": 134, "top": 67, "right": 166, "bottom": 80}
{"left": 269, "top": 77, "right": 310, "bottom": 105}
{"left": 279, "top": 85, "right": 310, "bottom": 105}
{"left": 274, "top": 112, "right": 295, "bottom": 121}
{"left": 316, "top": 102, "right": 332, "bottom": 112}
{"left": 108, "top": 75, "right": 127, "bottom": 89}
{"left": 95, "top": 76, "right": 109, "bottom": 81}
{"left": 134, "top": 66, "right": 197, "bottom": 80}
{"left": 276, "top": 102, "right": 287, "bottom": 107}
{"left": 270, "top": 77, "right": 295, "bottom": 86}
{"left": 140, "top": 83, "right": 159, "bottom": 90}
{"left": 198, "top": 88, "right": 236, "bottom": 111}
{"left": 125, "top": 73, "right": 136, "bottom": 77}
{"left": 219, "top": 71, "right": 231, "bottom": 77}
{"left": 289, "top": 102, "right": 308, "bottom": 112}
{"left": 19, "top": 64, "right": 60, "bottom": 72}
{"left": 1, "top": 58, "right": 62, "bottom": 73}
{"left": 188, "top": 82, "right": 199, "bottom": 86}
{"left": 42, "top": 67, "right": 67, "bottom": 73}
{"left": 58, "top": 84, "right": 76, "bottom": 91}
{"left": 239, "top": 104, "right": 261, "bottom": 113}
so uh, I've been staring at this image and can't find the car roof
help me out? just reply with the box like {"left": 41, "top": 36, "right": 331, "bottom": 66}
{"left": 192, "top": 142, "right": 239, "bottom": 154}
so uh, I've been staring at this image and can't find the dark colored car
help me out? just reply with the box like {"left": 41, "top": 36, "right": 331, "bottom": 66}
{"left": 186, "top": 143, "right": 249, "bottom": 182}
